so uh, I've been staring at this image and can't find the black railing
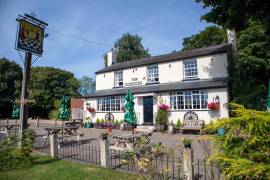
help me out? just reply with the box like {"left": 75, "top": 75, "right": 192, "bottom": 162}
{"left": 33, "top": 135, "right": 50, "bottom": 154}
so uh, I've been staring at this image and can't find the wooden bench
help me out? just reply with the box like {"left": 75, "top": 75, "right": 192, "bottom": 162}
{"left": 181, "top": 119, "right": 204, "bottom": 134}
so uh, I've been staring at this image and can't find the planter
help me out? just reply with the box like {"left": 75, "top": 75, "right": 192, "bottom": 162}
{"left": 217, "top": 127, "right": 225, "bottom": 136}
{"left": 101, "top": 136, "right": 108, "bottom": 140}
{"left": 156, "top": 124, "right": 166, "bottom": 132}
{"left": 184, "top": 143, "right": 191, "bottom": 149}
{"left": 85, "top": 122, "right": 93, "bottom": 128}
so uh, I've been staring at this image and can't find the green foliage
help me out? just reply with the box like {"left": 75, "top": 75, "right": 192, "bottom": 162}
{"left": 113, "top": 33, "right": 150, "bottom": 62}
{"left": 156, "top": 109, "right": 168, "bottom": 125}
{"left": 196, "top": 0, "right": 270, "bottom": 37}
{"left": 182, "top": 26, "right": 227, "bottom": 50}
{"left": 0, "top": 58, "right": 22, "bottom": 118}
{"left": 175, "top": 119, "right": 182, "bottom": 129}
{"left": 78, "top": 76, "right": 95, "bottom": 96}
{"left": 182, "top": 138, "right": 192, "bottom": 145}
{"left": 204, "top": 103, "right": 270, "bottom": 179}
{"left": 0, "top": 129, "right": 36, "bottom": 171}
{"left": 29, "top": 67, "right": 79, "bottom": 117}
{"left": 96, "top": 118, "right": 100, "bottom": 124}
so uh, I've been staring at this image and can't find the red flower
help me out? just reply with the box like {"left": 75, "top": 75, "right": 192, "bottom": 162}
{"left": 207, "top": 103, "right": 220, "bottom": 110}
{"left": 158, "top": 104, "right": 169, "bottom": 110}
{"left": 87, "top": 107, "right": 95, "bottom": 113}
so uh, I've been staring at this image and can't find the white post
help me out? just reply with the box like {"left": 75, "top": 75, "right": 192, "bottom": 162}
{"left": 100, "top": 138, "right": 109, "bottom": 167}
{"left": 36, "top": 117, "right": 39, "bottom": 127}
{"left": 50, "top": 134, "right": 58, "bottom": 158}
{"left": 183, "top": 148, "right": 193, "bottom": 180}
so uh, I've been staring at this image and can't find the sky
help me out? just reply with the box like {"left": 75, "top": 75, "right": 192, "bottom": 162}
{"left": 0, "top": 0, "right": 211, "bottom": 79}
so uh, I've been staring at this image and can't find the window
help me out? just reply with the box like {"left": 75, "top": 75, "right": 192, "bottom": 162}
{"left": 183, "top": 59, "right": 198, "bottom": 79}
{"left": 170, "top": 90, "right": 208, "bottom": 110}
{"left": 97, "top": 96, "right": 125, "bottom": 112}
{"left": 147, "top": 64, "right": 159, "bottom": 83}
{"left": 114, "top": 71, "right": 123, "bottom": 87}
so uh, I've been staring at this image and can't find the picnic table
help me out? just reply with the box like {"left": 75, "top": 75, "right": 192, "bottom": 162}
{"left": 43, "top": 126, "right": 78, "bottom": 141}
{"left": 110, "top": 132, "right": 150, "bottom": 151}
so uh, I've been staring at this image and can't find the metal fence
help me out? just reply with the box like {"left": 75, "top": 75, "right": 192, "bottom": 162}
{"left": 1, "top": 135, "right": 222, "bottom": 180}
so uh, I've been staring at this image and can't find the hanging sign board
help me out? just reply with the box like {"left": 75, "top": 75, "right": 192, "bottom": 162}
{"left": 16, "top": 19, "right": 45, "bottom": 56}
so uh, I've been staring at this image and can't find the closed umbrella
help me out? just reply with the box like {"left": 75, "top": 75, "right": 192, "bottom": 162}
{"left": 59, "top": 95, "right": 69, "bottom": 138}
{"left": 124, "top": 89, "right": 136, "bottom": 133}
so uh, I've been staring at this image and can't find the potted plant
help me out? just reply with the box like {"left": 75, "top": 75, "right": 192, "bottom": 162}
{"left": 168, "top": 120, "right": 174, "bottom": 134}
{"left": 183, "top": 138, "right": 192, "bottom": 149}
{"left": 87, "top": 106, "right": 96, "bottom": 113}
{"left": 84, "top": 117, "right": 93, "bottom": 128}
{"left": 156, "top": 104, "right": 169, "bottom": 132}
{"left": 114, "top": 119, "right": 120, "bottom": 129}
{"left": 175, "top": 119, "right": 182, "bottom": 130}
{"left": 207, "top": 102, "right": 220, "bottom": 111}
{"left": 100, "top": 132, "right": 109, "bottom": 140}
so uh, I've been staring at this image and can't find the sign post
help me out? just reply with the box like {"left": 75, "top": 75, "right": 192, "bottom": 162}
{"left": 15, "top": 14, "right": 47, "bottom": 145}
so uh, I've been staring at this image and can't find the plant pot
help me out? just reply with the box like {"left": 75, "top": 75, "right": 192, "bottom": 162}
{"left": 217, "top": 127, "right": 225, "bottom": 136}
{"left": 184, "top": 143, "right": 191, "bottom": 149}
{"left": 101, "top": 136, "right": 108, "bottom": 140}
{"left": 156, "top": 124, "right": 165, "bottom": 132}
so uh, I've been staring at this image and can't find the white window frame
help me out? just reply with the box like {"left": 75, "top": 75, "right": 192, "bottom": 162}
{"left": 183, "top": 59, "right": 198, "bottom": 79}
{"left": 147, "top": 64, "right": 159, "bottom": 83}
{"left": 114, "top": 70, "right": 123, "bottom": 87}
{"left": 97, "top": 96, "right": 125, "bottom": 112}
{"left": 170, "top": 90, "right": 208, "bottom": 110}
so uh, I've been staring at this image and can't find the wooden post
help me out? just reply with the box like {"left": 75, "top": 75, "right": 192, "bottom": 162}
{"left": 19, "top": 52, "right": 32, "bottom": 143}
{"left": 100, "top": 138, "right": 109, "bottom": 167}
{"left": 54, "top": 118, "right": 57, "bottom": 126}
{"left": 6, "top": 118, "right": 9, "bottom": 124}
{"left": 183, "top": 148, "right": 193, "bottom": 180}
{"left": 50, "top": 134, "right": 58, "bottom": 158}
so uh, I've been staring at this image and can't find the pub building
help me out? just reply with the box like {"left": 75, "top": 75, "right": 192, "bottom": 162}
{"left": 83, "top": 44, "right": 229, "bottom": 130}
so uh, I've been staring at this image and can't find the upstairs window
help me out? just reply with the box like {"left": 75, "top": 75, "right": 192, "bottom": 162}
{"left": 114, "top": 70, "right": 123, "bottom": 87}
{"left": 183, "top": 59, "right": 198, "bottom": 79}
{"left": 147, "top": 64, "right": 159, "bottom": 83}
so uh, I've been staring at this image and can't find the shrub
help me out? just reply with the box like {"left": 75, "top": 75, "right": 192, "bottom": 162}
{"left": 175, "top": 119, "right": 182, "bottom": 129}
{"left": 0, "top": 129, "right": 36, "bottom": 171}
{"left": 156, "top": 109, "right": 168, "bottom": 125}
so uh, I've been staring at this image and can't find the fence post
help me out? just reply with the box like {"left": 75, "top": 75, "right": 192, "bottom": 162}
{"left": 50, "top": 134, "right": 58, "bottom": 158}
{"left": 183, "top": 148, "right": 193, "bottom": 180}
{"left": 36, "top": 117, "right": 40, "bottom": 127}
{"left": 6, "top": 118, "right": 9, "bottom": 124}
{"left": 100, "top": 138, "right": 109, "bottom": 167}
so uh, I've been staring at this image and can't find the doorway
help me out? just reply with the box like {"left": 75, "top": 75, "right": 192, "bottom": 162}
{"left": 143, "top": 96, "right": 153, "bottom": 125}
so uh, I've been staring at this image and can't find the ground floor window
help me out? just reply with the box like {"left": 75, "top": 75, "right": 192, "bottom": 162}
{"left": 97, "top": 96, "right": 125, "bottom": 112}
{"left": 170, "top": 90, "right": 208, "bottom": 110}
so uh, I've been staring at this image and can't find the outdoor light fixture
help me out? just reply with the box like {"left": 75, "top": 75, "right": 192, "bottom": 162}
{"left": 215, "top": 95, "right": 220, "bottom": 104}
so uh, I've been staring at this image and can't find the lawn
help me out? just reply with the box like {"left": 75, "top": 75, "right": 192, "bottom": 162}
{"left": 0, "top": 155, "right": 138, "bottom": 180}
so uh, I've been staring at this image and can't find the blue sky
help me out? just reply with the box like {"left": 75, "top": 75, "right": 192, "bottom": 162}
{"left": 0, "top": 0, "right": 211, "bottom": 79}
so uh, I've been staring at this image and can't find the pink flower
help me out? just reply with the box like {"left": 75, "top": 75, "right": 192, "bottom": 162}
{"left": 158, "top": 104, "right": 169, "bottom": 110}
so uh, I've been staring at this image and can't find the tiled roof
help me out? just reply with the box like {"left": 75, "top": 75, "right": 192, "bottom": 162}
{"left": 96, "top": 44, "right": 230, "bottom": 74}
{"left": 83, "top": 77, "right": 227, "bottom": 98}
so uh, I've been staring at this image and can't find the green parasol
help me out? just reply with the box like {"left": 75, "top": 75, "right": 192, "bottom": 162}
{"left": 11, "top": 101, "right": 20, "bottom": 119}
{"left": 59, "top": 95, "right": 69, "bottom": 120}
{"left": 124, "top": 89, "right": 136, "bottom": 125}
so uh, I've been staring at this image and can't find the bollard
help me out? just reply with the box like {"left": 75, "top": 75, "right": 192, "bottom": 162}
{"left": 6, "top": 118, "right": 9, "bottom": 124}
{"left": 50, "top": 134, "right": 58, "bottom": 158}
{"left": 183, "top": 148, "right": 193, "bottom": 180}
{"left": 36, "top": 117, "right": 40, "bottom": 127}
{"left": 100, "top": 138, "right": 109, "bottom": 167}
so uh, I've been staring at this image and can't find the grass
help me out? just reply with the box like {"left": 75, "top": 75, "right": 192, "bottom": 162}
{"left": 0, "top": 155, "right": 138, "bottom": 180}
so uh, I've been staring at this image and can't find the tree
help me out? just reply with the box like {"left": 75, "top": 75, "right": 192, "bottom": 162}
{"left": 113, "top": 33, "right": 150, "bottom": 62}
{"left": 196, "top": 0, "right": 270, "bottom": 38}
{"left": 78, "top": 76, "right": 95, "bottom": 96}
{"left": 0, "top": 58, "right": 22, "bottom": 118}
{"left": 236, "top": 20, "right": 270, "bottom": 109}
{"left": 29, "top": 67, "right": 80, "bottom": 117}
{"left": 182, "top": 26, "right": 227, "bottom": 50}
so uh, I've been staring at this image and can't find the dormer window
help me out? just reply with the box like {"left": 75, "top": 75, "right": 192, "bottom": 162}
{"left": 114, "top": 70, "right": 123, "bottom": 87}
{"left": 183, "top": 59, "right": 198, "bottom": 79}
{"left": 147, "top": 64, "right": 159, "bottom": 83}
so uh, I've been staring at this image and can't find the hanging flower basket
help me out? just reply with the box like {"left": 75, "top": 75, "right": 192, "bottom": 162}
{"left": 158, "top": 104, "right": 169, "bottom": 111}
{"left": 207, "top": 103, "right": 220, "bottom": 111}
{"left": 87, "top": 107, "right": 96, "bottom": 113}
{"left": 120, "top": 106, "right": 125, "bottom": 112}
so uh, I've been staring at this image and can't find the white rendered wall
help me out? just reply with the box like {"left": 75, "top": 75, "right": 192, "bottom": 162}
{"left": 159, "top": 61, "right": 183, "bottom": 83}
{"left": 96, "top": 72, "right": 114, "bottom": 90}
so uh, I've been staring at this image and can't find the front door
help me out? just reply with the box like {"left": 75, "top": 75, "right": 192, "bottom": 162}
{"left": 143, "top": 96, "right": 153, "bottom": 125}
